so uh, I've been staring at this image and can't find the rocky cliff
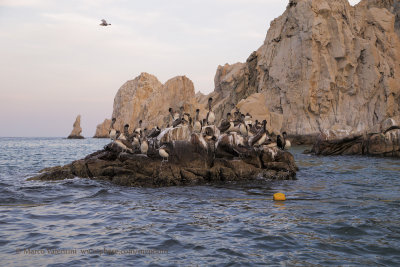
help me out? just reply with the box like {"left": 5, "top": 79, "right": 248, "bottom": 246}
{"left": 67, "top": 115, "right": 84, "bottom": 139}
{"left": 198, "top": 0, "right": 400, "bottom": 138}
{"left": 95, "top": 0, "right": 400, "bottom": 143}
{"left": 111, "top": 73, "right": 200, "bottom": 131}
{"left": 93, "top": 119, "right": 111, "bottom": 138}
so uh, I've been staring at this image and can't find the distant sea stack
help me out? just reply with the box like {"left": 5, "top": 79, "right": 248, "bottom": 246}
{"left": 67, "top": 115, "right": 84, "bottom": 139}
{"left": 93, "top": 119, "right": 111, "bottom": 138}
{"left": 197, "top": 0, "right": 400, "bottom": 141}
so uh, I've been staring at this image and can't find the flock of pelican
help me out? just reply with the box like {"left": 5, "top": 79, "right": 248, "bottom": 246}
{"left": 108, "top": 97, "right": 290, "bottom": 162}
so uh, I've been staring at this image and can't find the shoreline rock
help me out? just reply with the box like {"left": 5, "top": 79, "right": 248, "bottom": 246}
{"left": 305, "top": 119, "right": 400, "bottom": 157}
{"left": 28, "top": 141, "right": 298, "bottom": 187}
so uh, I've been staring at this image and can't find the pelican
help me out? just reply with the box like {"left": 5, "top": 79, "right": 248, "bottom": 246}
{"left": 99, "top": 19, "right": 111, "bottom": 26}
{"left": 277, "top": 135, "right": 284, "bottom": 150}
{"left": 148, "top": 126, "right": 161, "bottom": 138}
{"left": 282, "top": 132, "right": 291, "bottom": 149}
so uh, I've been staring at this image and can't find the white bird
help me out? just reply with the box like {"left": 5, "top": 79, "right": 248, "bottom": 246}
{"left": 159, "top": 145, "right": 169, "bottom": 162}
{"left": 99, "top": 19, "right": 111, "bottom": 26}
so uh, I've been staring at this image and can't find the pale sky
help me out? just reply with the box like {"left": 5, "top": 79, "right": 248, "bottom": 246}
{"left": 0, "top": 0, "right": 361, "bottom": 137}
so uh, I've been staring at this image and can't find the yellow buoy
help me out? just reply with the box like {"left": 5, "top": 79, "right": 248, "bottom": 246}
{"left": 273, "top": 193, "right": 286, "bottom": 201}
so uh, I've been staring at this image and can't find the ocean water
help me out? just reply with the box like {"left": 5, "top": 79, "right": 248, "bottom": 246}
{"left": 0, "top": 137, "right": 399, "bottom": 266}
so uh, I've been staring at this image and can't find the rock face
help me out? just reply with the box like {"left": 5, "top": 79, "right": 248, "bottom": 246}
{"left": 67, "top": 115, "right": 84, "bottom": 139}
{"left": 307, "top": 117, "right": 400, "bottom": 156}
{"left": 93, "top": 119, "right": 111, "bottom": 138}
{"left": 28, "top": 141, "right": 298, "bottom": 187}
{"left": 199, "top": 0, "right": 400, "bottom": 139}
{"left": 93, "top": 0, "right": 400, "bottom": 149}
{"left": 111, "top": 73, "right": 199, "bottom": 132}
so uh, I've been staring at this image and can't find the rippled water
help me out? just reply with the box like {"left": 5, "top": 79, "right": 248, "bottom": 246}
{"left": 0, "top": 137, "right": 399, "bottom": 266}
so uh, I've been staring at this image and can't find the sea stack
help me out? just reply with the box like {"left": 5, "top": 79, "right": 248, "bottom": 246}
{"left": 67, "top": 115, "right": 84, "bottom": 139}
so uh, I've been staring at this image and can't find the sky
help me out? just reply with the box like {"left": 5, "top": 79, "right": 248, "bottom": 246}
{"left": 0, "top": 0, "right": 361, "bottom": 137}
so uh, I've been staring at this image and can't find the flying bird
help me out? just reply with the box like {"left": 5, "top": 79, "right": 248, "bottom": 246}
{"left": 99, "top": 19, "right": 111, "bottom": 26}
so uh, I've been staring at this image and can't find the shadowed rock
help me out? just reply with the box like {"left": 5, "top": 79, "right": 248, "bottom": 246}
{"left": 306, "top": 128, "right": 400, "bottom": 157}
{"left": 28, "top": 140, "right": 298, "bottom": 187}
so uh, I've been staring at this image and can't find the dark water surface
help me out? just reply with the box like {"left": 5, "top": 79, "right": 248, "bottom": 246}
{"left": 0, "top": 137, "right": 399, "bottom": 266}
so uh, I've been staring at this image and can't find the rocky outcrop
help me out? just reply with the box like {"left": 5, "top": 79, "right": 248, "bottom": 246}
{"left": 67, "top": 115, "right": 84, "bottom": 139}
{"left": 28, "top": 141, "right": 298, "bottom": 187}
{"left": 111, "top": 73, "right": 200, "bottom": 132}
{"left": 307, "top": 117, "right": 400, "bottom": 156}
{"left": 198, "top": 0, "right": 400, "bottom": 140}
{"left": 93, "top": 119, "right": 111, "bottom": 138}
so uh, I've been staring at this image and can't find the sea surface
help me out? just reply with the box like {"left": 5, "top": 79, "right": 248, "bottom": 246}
{"left": 0, "top": 137, "right": 399, "bottom": 266}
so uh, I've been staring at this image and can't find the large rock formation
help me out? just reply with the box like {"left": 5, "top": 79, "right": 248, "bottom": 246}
{"left": 111, "top": 73, "right": 200, "bottom": 132}
{"left": 28, "top": 141, "right": 298, "bottom": 187}
{"left": 93, "top": 119, "right": 111, "bottom": 138}
{"left": 198, "top": 0, "right": 400, "bottom": 140}
{"left": 93, "top": 0, "right": 400, "bottom": 150}
{"left": 67, "top": 115, "right": 84, "bottom": 139}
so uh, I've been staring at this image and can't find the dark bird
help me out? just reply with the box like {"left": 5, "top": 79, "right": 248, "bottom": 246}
{"left": 147, "top": 126, "right": 161, "bottom": 138}
{"left": 248, "top": 120, "right": 267, "bottom": 147}
{"left": 99, "top": 19, "right": 111, "bottom": 26}
{"left": 218, "top": 113, "right": 232, "bottom": 133}
{"left": 203, "top": 126, "right": 216, "bottom": 141}
{"left": 172, "top": 117, "right": 182, "bottom": 127}
{"left": 277, "top": 135, "right": 284, "bottom": 150}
